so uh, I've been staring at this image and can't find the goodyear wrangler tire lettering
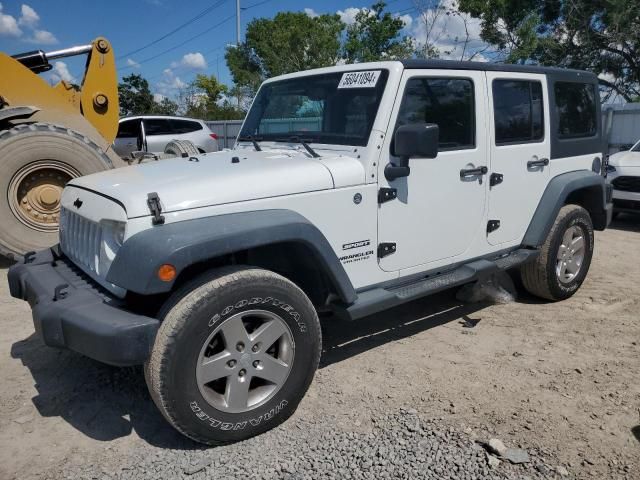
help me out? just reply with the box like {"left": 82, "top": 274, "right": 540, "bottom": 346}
{"left": 189, "top": 399, "right": 289, "bottom": 431}
{"left": 146, "top": 267, "right": 321, "bottom": 445}
{"left": 212, "top": 297, "right": 306, "bottom": 333}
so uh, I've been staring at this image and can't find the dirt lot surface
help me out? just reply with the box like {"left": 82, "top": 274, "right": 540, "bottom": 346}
{"left": 0, "top": 218, "right": 639, "bottom": 480}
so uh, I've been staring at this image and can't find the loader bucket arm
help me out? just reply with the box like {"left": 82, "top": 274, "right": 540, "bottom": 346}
{"left": 0, "top": 37, "right": 119, "bottom": 146}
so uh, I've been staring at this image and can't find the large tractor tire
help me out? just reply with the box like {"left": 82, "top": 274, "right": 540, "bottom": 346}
{"left": 0, "top": 123, "right": 115, "bottom": 259}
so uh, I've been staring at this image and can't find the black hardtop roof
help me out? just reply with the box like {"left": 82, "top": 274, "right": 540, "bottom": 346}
{"left": 401, "top": 59, "right": 597, "bottom": 80}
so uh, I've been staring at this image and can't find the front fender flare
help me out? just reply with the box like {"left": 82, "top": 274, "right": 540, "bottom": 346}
{"left": 107, "top": 209, "right": 357, "bottom": 304}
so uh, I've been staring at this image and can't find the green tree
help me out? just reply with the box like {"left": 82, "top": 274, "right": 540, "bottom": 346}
{"left": 151, "top": 97, "right": 179, "bottom": 115}
{"left": 343, "top": 1, "right": 414, "bottom": 63}
{"left": 226, "top": 12, "right": 344, "bottom": 94}
{"left": 178, "top": 74, "right": 245, "bottom": 120}
{"left": 118, "top": 74, "right": 155, "bottom": 116}
{"left": 458, "top": 0, "right": 640, "bottom": 101}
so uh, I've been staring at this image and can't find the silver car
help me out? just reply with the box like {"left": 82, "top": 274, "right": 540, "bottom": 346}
{"left": 113, "top": 116, "right": 219, "bottom": 158}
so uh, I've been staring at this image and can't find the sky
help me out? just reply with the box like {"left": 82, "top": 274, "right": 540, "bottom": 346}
{"left": 0, "top": 0, "right": 488, "bottom": 101}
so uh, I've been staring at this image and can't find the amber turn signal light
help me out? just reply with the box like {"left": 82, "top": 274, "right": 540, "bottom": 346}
{"left": 157, "top": 264, "right": 176, "bottom": 282}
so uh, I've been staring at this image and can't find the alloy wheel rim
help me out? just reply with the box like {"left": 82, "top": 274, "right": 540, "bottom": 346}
{"left": 555, "top": 225, "right": 586, "bottom": 284}
{"left": 196, "top": 309, "right": 295, "bottom": 413}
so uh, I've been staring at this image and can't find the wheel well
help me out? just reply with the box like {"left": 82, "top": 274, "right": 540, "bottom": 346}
{"left": 565, "top": 185, "right": 605, "bottom": 226}
{"left": 171, "top": 242, "right": 335, "bottom": 308}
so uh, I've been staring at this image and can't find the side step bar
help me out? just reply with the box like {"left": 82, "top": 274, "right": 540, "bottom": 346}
{"left": 333, "top": 248, "right": 538, "bottom": 321}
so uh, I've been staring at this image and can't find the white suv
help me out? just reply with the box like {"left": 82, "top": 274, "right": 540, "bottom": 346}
{"left": 9, "top": 60, "right": 612, "bottom": 445}
{"left": 607, "top": 139, "right": 640, "bottom": 216}
{"left": 113, "top": 115, "right": 219, "bottom": 158}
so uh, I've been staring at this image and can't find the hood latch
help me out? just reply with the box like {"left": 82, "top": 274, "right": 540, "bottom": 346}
{"left": 147, "top": 192, "right": 165, "bottom": 225}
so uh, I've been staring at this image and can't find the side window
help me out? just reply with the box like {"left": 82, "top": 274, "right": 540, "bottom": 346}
{"left": 170, "top": 119, "right": 203, "bottom": 134}
{"left": 144, "top": 119, "right": 173, "bottom": 136}
{"left": 396, "top": 77, "right": 475, "bottom": 150}
{"left": 116, "top": 119, "right": 140, "bottom": 138}
{"left": 493, "top": 80, "right": 544, "bottom": 145}
{"left": 554, "top": 82, "right": 597, "bottom": 138}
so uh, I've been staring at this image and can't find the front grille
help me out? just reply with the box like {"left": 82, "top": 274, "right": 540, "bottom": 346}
{"left": 59, "top": 207, "right": 103, "bottom": 276}
{"left": 612, "top": 176, "right": 640, "bottom": 193}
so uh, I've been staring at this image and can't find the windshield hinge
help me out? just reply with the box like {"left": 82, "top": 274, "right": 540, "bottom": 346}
{"left": 147, "top": 192, "right": 165, "bottom": 225}
{"left": 378, "top": 187, "right": 397, "bottom": 204}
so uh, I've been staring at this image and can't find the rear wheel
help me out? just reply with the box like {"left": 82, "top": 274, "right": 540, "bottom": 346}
{"left": 520, "top": 204, "right": 594, "bottom": 301}
{"left": 146, "top": 267, "right": 321, "bottom": 445}
{"left": 0, "top": 123, "right": 114, "bottom": 258}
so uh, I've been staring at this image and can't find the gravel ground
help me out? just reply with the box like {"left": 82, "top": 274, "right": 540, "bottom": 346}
{"left": 1, "top": 217, "right": 639, "bottom": 480}
{"left": 55, "top": 410, "right": 563, "bottom": 480}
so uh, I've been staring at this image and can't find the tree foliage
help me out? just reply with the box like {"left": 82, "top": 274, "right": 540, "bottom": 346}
{"left": 343, "top": 1, "right": 414, "bottom": 63}
{"left": 179, "top": 74, "right": 245, "bottom": 120}
{"left": 226, "top": 2, "right": 413, "bottom": 95}
{"left": 458, "top": 0, "right": 640, "bottom": 101}
{"left": 118, "top": 74, "right": 155, "bottom": 116}
{"left": 118, "top": 74, "right": 180, "bottom": 116}
{"left": 226, "top": 11, "right": 344, "bottom": 95}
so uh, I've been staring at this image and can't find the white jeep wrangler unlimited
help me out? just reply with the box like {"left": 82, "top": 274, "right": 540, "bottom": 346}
{"left": 9, "top": 60, "right": 612, "bottom": 445}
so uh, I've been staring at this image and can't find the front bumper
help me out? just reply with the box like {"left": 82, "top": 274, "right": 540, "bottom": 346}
{"left": 8, "top": 248, "right": 159, "bottom": 366}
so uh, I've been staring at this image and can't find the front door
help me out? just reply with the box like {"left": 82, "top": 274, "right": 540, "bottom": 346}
{"left": 485, "top": 73, "right": 551, "bottom": 245}
{"left": 378, "top": 70, "right": 489, "bottom": 272}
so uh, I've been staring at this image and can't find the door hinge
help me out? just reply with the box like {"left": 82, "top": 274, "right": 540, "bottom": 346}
{"left": 378, "top": 187, "right": 397, "bottom": 204}
{"left": 147, "top": 192, "right": 165, "bottom": 225}
{"left": 378, "top": 242, "right": 397, "bottom": 258}
{"left": 487, "top": 220, "right": 501, "bottom": 233}
{"left": 490, "top": 173, "right": 504, "bottom": 187}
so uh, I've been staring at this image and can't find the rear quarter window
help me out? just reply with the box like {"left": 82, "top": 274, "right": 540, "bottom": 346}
{"left": 144, "top": 119, "right": 173, "bottom": 136}
{"left": 170, "top": 119, "right": 203, "bottom": 134}
{"left": 554, "top": 82, "right": 597, "bottom": 138}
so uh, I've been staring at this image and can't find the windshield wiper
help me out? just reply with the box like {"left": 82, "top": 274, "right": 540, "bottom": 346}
{"left": 237, "top": 135, "right": 262, "bottom": 151}
{"left": 279, "top": 135, "right": 320, "bottom": 158}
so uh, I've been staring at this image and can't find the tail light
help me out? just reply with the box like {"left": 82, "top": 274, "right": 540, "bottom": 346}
{"left": 210, "top": 133, "right": 218, "bottom": 140}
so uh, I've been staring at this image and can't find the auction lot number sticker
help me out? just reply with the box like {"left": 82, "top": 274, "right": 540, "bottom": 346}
{"left": 338, "top": 70, "right": 381, "bottom": 89}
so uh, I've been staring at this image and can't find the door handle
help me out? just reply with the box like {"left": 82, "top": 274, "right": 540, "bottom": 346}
{"left": 460, "top": 166, "right": 488, "bottom": 178}
{"left": 527, "top": 158, "right": 549, "bottom": 168}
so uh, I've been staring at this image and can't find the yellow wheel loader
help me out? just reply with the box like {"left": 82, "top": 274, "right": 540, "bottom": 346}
{"left": 0, "top": 37, "right": 126, "bottom": 259}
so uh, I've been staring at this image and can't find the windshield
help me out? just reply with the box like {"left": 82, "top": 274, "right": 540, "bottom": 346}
{"left": 632, "top": 140, "right": 640, "bottom": 152}
{"left": 240, "top": 70, "right": 389, "bottom": 147}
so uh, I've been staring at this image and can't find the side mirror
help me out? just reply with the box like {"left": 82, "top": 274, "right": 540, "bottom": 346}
{"left": 385, "top": 123, "right": 439, "bottom": 181}
{"left": 394, "top": 123, "right": 439, "bottom": 159}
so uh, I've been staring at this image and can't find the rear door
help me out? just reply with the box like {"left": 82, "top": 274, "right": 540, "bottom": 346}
{"left": 143, "top": 118, "right": 174, "bottom": 153}
{"left": 486, "top": 73, "right": 551, "bottom": 245}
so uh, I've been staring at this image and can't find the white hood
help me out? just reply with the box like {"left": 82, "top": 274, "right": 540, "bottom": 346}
{"left": 69, "top": 149, "right": 365, "bottom": 218}
{"left": 609, "top": 150, "right": 640, "bottom": 168}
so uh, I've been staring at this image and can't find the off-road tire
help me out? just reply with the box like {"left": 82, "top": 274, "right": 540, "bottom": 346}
{"left": 520, "top": 204, "right": 594, "bottom": 301}
{"left": 163, "top": 139, "right": 200, "bottom": 158}
{"left": 0, "top": 123, "right": 115, "bottom": 258}
{"left": 145, "top": 266, "right": 322, "bottom": 445}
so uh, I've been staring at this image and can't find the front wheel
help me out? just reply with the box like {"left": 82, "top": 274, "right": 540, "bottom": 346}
{"left": 520, "top": 204, "right": 594, "bottom": 301}
{"left": 145, "top": 267, "right": 321, "bottom": 445}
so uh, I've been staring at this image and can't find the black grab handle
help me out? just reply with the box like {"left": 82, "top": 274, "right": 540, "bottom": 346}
{"left": 460, "top": 166, "right": 488, "bottom": 178}
{"left": 527, "top": 158, "right": 549, "bottom": 168}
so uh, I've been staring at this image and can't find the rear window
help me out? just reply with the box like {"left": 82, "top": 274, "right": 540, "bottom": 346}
{"left": 144, "top": 118, "right": 173, "bottom": 136}
{"left": 554, "top": 82, "right": 597, "bottom": 139}
{"left": 170, "top": 119, "right": 203, "bottom": 134}
{"left": 493, "top": 80, "right": 544, "bottom": 144}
